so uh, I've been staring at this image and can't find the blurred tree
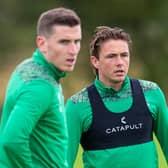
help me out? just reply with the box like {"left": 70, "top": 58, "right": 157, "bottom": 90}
{"left": 0, "top": 0, "right": 168, "bottom": 166}
{"left": 1, "top": 0, "right": 168, "bottom": 100}
{"left": 62, "top": 0, "right": 168, "bottom": 95}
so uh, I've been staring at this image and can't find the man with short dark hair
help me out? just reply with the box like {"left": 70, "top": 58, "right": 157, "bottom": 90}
{"left": 66, "top": 26, "right": 168, "bottom": 168}
{"left": 0, "top": 7, "right": 81, "bottom": 168}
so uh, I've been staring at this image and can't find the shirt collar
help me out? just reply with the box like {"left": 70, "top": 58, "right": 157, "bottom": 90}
{"left": 32, "top": 48, "right": 66, "bottom": 81}
{"left": 94, "top": 76, "right": 130, "bottom": 94}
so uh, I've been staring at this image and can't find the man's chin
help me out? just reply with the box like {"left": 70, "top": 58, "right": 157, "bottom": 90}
{"left": 114, "top": 76, "right": 125, "bottom": 83}
{"left": 64, "top": 67, "right": 75, "bottom": 72}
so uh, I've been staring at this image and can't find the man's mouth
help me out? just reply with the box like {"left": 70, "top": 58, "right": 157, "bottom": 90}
{"left": 115, "top": 69, "right": 124, "bottom": 73}
{"left": 114, "top": 70, "right": 125, "bottom": 75}
{"left": 66, "top": 58, "right": 75, "bottom": 65}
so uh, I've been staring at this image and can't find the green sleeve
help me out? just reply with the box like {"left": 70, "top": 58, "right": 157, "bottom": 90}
{"left": 152, "top": 87, "right": 168, "bottom": 163}
{"left": 0, "top": 80, "right": 54, "bottom": 168}
{"left": 66, "top": 98, "right": 92, "bottom": 168}
{"left": 66, "top": 99, "right": 81, "bottom": 168}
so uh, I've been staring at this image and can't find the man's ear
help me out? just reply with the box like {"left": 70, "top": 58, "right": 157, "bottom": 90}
{"left": 90, "top": 55, "right": 99, "bottom": 69}
{"left": 36, "top": 35, "right": 47, "bottom": 53}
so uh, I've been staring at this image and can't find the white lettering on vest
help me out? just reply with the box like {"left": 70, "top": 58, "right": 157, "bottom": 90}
{"left": 105, "top": 123, "right": 143, "bottom": 134}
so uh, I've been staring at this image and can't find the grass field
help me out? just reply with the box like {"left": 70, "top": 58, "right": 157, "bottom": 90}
{"left": 74, "top": 135, "right": 167, "bottom": 168}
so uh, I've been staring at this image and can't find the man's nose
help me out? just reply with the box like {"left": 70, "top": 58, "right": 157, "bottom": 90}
{"left": 115, "top": 56, "right": 123, "bottom": 64}
{"left": 69, "top": 43, "right": 79, "bottom": 54}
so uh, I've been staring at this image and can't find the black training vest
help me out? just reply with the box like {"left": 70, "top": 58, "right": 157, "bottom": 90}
{"left": 81, "top": 79, "right": 153, "bottom": 150}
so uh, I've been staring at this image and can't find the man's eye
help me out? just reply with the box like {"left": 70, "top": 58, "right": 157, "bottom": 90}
{"left": 75, "top": 40, "right": 81, "bottom": 45}
{"left": 121, "top": 53, "right": 128, "bottom": 57}
{"left": 107, "top": 55, "right": 115, "bottom": 58}
{"left": 59, "top": 40, "right": 69, "bottom": 44}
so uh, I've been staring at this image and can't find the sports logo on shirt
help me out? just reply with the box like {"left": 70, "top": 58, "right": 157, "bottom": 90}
{"left": 105, "top": 116, "right": 143, "bottom": 134}
{"left": 121, "top": 116, "right": 126, "bottom": 124}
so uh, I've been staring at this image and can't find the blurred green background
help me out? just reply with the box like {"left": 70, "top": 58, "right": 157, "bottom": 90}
{"left": 0, "top": 0, "right": 168, "bottom": 167}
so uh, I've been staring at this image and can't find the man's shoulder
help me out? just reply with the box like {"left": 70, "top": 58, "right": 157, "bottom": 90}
{"left": 16, "top": 59, "right": 57, "bottom": 85}
{"left": 137, "top": 79, "right": 159, "bottom": 92}
{"left": 69, "top": 87, "right": 90, "bottom": 104}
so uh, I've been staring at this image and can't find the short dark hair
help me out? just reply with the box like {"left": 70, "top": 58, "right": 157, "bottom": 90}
{"left": 90, "top": 26, "right": 132, "bottom": 59}
{"left": 37, "top": 7, "right": 81, "bottom": 37}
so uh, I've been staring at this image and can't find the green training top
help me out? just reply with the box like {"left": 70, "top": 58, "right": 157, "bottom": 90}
{"left": 0, "top": 49, "right": 68, "bottom": 168}
{"left": 66, "top": 76, "right": 168, "bottom": 168}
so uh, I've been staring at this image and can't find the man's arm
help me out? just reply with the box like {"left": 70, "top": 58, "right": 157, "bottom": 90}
{"left": 153, "top": 86, "right": 168, "bottom": 164}
{"left": 65, "top": 99, "right": 82, "bottom": 168}
{"left": 0, "top": 80, "right": 53, "bottom": 168}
